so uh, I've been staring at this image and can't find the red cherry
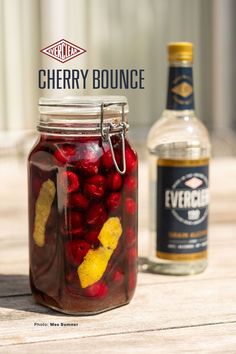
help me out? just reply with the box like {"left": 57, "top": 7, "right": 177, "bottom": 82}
{"left": 112, "top": 269, "right": 124, "bottom": 284}
{"left": 84, "top": 184, "right": 105, "bottom": 198}
{"left": 86, "top": 175, "right": 105, "bottom": 185}
{"left": 83, "top": 144, "right": 100, "bottom": 161}
{"left": 32, "top": 177, "right": 42, "bottom": 197}
{"left": 62, "top": 211, "right": 84, "bottom": 236}
{"left": 112, "top": 239, "right": 122, "bottom": 258}
{"left": 84, "top": 175, "right": 106, "bottom": 199}
{"left": 128, "top": 270, "right": 137, "bottom": 290}
{"left": 66, "top": 240, "right": 90, "bottom": 265}
{"left": 76, "top": 159, "right": 99, "bottom": 176}
{"left": 69, "top": 211, "right": 83, "bottom": 227}
{"left": 67, "top": 193, "right": 89, "bottom": 209}
{"left": 124, "top": 176, "right": 137, "bottom": 193}
{"left": 76, "top": 144, "right": 101, "bottom": 176}
{"left": 125, "top": 146, "right": 137, "bottom": 173}
{"left": 54, "top": 144, "right": 76, "bottom": 164}
{"left": 60, "top": 171, "right": 80, "bottom": 193}
{"left": 114, "top": 151, "right": 122, "bottom": 166}
{"left": 128, "top": 247, "right": 137, "bottom": 266}
{"left": 106, "top": 192, "right": 121, "bottom": 210}
{"left": 84, "top": 229, "right": 100, "bottom": 246}
{"left": 107, "top": 172, "right": 122, "bottom": 191}
{"left": 101, "top": 149, "right": 113, "bottom": 169}
{"left": 126, "top": 227, "right": 136, "bottom": 246}
{"left": 87, "top": 203, "right": 107, "bottom": 226}
{"left": 83, "top": 281, "right": 108, "bottom": 298}
{"left": 125, "top": 198, "right": 136, "bottom": 215}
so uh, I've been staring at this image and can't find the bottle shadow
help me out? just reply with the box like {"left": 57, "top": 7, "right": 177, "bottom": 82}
{"left": 0, "top": 274, "right": 63, "bottom": 316}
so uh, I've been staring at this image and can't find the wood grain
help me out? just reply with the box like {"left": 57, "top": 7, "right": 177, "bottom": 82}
{"left": 0, "top": 275, "right": 236, "bottom": 346}
{"left": 0, "top": 156, "right": 236, "bottom": 352}
{"left": 2, "top": 323, "right": 236, "bottom": 354}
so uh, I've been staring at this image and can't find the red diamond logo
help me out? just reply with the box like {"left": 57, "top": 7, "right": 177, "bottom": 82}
{"left": 40, "top": 39, "right": 86, "bottom": 63}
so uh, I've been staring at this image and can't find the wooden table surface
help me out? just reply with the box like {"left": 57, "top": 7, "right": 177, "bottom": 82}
{"left": 0, "top": 156, "right": 236, "bottom": 353}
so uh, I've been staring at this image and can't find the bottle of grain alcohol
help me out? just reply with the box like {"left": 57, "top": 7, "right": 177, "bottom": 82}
{"left": 147, "top": 42, "right": 211, "bottom": 275}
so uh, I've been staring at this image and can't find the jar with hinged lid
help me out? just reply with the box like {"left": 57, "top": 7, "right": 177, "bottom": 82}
{"left": 28, "top": 96, "right": 138, "bottom": 315}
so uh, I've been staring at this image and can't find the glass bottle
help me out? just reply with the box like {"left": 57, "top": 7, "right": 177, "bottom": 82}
{"left": 28, "top": 96, "right": 138, "bottom": 314}
{"left": 147, "top": 42, "right": 211, "bottom": 275}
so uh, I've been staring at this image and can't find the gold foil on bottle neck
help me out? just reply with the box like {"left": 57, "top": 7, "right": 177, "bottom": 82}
{"left": 168, "top": 42, "right": 193, "bottom": 62}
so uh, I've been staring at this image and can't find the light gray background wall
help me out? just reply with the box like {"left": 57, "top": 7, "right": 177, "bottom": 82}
{"left": 0, "top": 0, "right": 235, "bottom": 144}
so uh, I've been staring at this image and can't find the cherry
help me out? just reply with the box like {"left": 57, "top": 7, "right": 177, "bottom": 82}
{"left": 84, "top": 229, "right": 100, "bottom": 246}
{"left": 84, "top": 184, "right": 105, "bottom": 199}
{"left": 106, "top": 192, "right": 121, "bottom": 210}
{"left": 126, "top": 227, "right": 136, "bottom": 246}
{"left": 128, "top": 247, "right": 137, "bottom": 266}
{"left": 76, "top": 144, "right": 100, "bottom": 176}
{"left": 67, "top": 193, "right": 89, "bottom": 209}
{"left": 125, "top": 198, "right": 136, "bottom": 215}
{"left": 63, "top": 211, "right": 84, "bottom": 236}
{"left": 124, "top": 176, "right": 137, "bottom": 193}
{"left": 54, "top": 144, "right": 76, "bottom": 164}
{"left": 101, "top": 149, "right": 113, "bottom": 169}
{"left": 83, "top": 281, "right": 108, "bottom": 298}
{"left": 83, "top": 143, "right": 100, "bottom": 161}
{"left": 32, "top": 177, "right": 42, "bottom": 197}
{"left": 86, "top": 175, "right": 106, "bottom": 185}
{"left": 69, "top": 211, "right": 83, "bottom": 227}
{"left": 125, "top": 146, "right": 137, "bottom": 173}
{"left": 66, "top": 240, "right": 90, "bottom": 266}
{"left": 60, "top": 171, "right": 80, "bottom": 193}
{"left": 112, "top": 269, "right": 124, "bottom": 284}
{"left": 84, "top": 175, "right": 106, "bottom": 199}
{"left": 128, "top": 270, "right": 137, "bottom": 290}
{"left": 107, "top": 172, "right": 122, "bottom": 191}
{"left": 87, "top": 203, "right": 107, "bottom": 226}
{"left": 76, "top": 159, "right": 99, "bottom": 176}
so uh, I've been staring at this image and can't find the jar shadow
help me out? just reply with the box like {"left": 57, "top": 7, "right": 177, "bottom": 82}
{"left": 0, "top": 274, "right": 63, "bottom": 316}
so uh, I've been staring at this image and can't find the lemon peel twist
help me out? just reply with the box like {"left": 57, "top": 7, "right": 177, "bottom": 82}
{"left": 33, "top": 179, "right": 56, "bottom": 247}
{"left": 78, "top": 217, "right": 122, "bottom": 288}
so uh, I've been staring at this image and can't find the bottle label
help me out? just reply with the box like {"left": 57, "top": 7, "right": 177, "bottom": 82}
{"left": 156, "top": 159, "right": 209, "bottom": 260}
{"left": 167, "top": 66, "right": 194, "bottom": 110}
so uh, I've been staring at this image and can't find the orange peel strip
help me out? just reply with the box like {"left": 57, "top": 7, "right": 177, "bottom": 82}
{"left": 33, "top": 179, "right": 56, "bottom": 247}
{"left": 78, "top": 217, "right": 122, "bottom": 288}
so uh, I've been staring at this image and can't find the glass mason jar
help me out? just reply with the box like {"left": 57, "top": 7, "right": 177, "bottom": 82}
{"left": 28, "top": 96, "right": 138, "bottom": 315}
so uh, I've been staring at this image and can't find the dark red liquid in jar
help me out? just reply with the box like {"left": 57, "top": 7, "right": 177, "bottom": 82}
{"left": 28, "top": 134, "right": 138, "bottom": 314}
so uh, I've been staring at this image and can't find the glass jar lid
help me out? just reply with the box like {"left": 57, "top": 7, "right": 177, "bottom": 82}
{"left": 39, "top": 96, "right": 128, "bottom": 116}
{"left": 38, "top": 96, "right": 129, "bottom": 135}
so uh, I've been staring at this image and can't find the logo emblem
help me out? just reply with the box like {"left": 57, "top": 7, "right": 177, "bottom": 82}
{"left": 184, "top": 177, "right": 203, "bottom": 189}
{"left": 165, "top": 173, "right": 209, "bottom": 226}
{"left": 171, "top": 82, "right": 193, "bottom": 98}
{"left": 40, "top": 39, "right": 86, "bottom": 63}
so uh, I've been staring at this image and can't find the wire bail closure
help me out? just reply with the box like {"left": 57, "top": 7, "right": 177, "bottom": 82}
{"left": 100, "top": 103, "right": 127, "bottom": 175}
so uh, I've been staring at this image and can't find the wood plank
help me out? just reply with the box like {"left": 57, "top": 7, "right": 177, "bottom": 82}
{"left": 1, "top": 322, "right": 236, "bottom": 354}
{"left": 1, "top": 223, "right": 236, "bottom": 297}
{"left": 0, "top": 276, "right": 236, "bottom": 346}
